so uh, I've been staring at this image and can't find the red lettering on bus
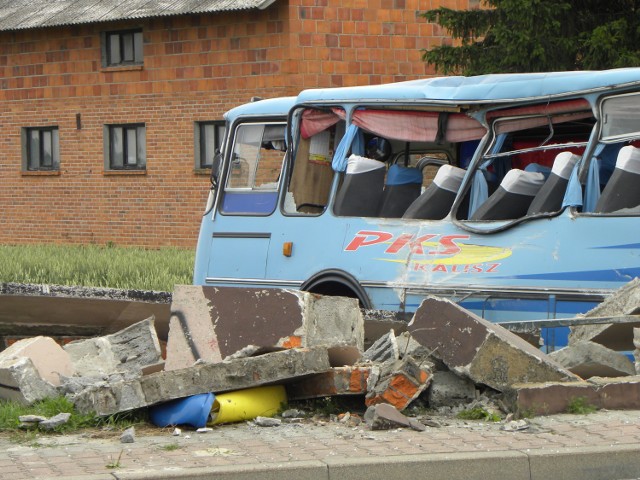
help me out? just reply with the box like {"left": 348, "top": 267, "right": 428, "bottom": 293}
{"left": 430, "top": 234, "right": 469, "bottom": 255}
{"left": 344, "top": 230, "right": 393, "bottom": 251}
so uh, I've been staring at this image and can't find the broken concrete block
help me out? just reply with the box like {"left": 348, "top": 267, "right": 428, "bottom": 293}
{"left": 364, "top": 357, "right": 431, "bottom": 411}
{"left": 73, "top": 346, "right": 331, "bottom": 416}
{"left": 286, "top": 365, "right": 370, "bottom": 399}
{"left": 64, "top": 316, "right": 162, "bottom": 377}
{"left": 428, "top": 370, "right": 477, "bottom": 408}
{"left": 365, "top": 403, "right": 411, "bottom": 430}
{"left": 408, "top": 297, "right": 579, "bottom": 391}
{"left": 0, "top": 356, "right": 58, "bottom": 404}
{"left": 569, "top": 278, "right": 640, "bottom": 351}
{"left": 40, "top": 412, "right": 71, "bottom": 430}
{"left": 549, "top": 341, "right": 636, "bottom": 378}
{"left": 507, "top": 381, "right": 598, "bottom": 416}
{"left": 0, "top": 336, "right": 73, "bottom": 386}
{"left": 164, "top": 286, "right": 363, "bottom": 371}
{"left": 362, "top": 330, "right": 398, "bottom": 363}
{"left": 508, "top": 376, "right": 640, "bottom": 415}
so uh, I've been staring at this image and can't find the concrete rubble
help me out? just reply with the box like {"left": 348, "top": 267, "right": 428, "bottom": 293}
{"left": 548, "top": 340, "right": 636, "bottom": 378}
{"left": 569, "top": 277, "right": 640, "bottom": 351}
{"left": 3, "top": 279, "right": 640, "bottom": 428}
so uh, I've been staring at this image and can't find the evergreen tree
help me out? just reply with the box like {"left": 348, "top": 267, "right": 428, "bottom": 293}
{"left": 421, "top": 0, "right": 640, "bottom": 74}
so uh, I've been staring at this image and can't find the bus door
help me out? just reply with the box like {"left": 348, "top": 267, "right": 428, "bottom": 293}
{"left": 206, "top": 121, "right": 287, "bottom": 281}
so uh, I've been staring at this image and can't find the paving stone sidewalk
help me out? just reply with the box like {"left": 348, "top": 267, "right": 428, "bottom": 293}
{"left": 2, "top": 409, "right": 640, "bottom": 480}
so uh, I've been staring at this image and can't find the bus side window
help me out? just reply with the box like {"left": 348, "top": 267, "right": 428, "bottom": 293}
{"left": 284, "top": 127, "right": 338, "bottom": 215}
{"left": 220, "top": 123, "right": 285, "bottom": 215}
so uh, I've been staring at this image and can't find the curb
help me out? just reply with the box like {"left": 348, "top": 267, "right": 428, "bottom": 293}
{"left": 61, "top": 445, "right": 640, "bottom": 480}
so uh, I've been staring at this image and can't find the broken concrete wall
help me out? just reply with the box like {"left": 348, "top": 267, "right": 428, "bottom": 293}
{"left": 549, "top": 341, "right": 636, "bottom": 378}
{"left": 408, "top": 297, "right": 579, "bottom": 391}
{"left": 64, "top": 316, "right": 162, "bottom": 377}
{"left": 164, "top": 286, "right": 363, "bottom": 371}
{"left": 73, "top": 346, "right": 332, "bottom": 416}
{"left": 508, "top": 376, "right": 640, "bottom": 415}
{"left": 569, "top": 278, "right": 640, "bottom": 351}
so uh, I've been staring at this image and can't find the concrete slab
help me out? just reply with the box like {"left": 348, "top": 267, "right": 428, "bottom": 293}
{"left": 73, "top": 346, "right": 332, "bottom": 416}
{"left": 0, "top": 283, "right": 171, "bottom": 345}
{"left": 0, "top": 356, "right": 58, "bottom": 404}
{"left": 0, "top": 336, "right": 73, "bottom": 386}
{"left": 569, "top": 277, "right": 640, "bottom": 351}
{"left": 549, "top": 340, "right": 636, "bottom": 378}
{"left": 509, "top": 376, "right": 640, "bottom": 415}
{"left": 408, "top": 296, "right": 578, "bottom": 391}
{"left": 65, "top": 317, "right": 162, "bottom": 376}
{"left": 164, "top": 286, "right": 363, "bottom": 371}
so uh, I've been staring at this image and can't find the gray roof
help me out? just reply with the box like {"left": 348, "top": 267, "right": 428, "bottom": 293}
{"left": 0, "top": 0, "right": 277, "bottom": 31}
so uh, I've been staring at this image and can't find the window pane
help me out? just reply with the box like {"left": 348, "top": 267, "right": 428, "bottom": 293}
{"left": 41, "top": 130, "right": 52, "bottom": 167}
{"left": 126, "top": 128, "right": 137, "bottom": 165}
{"left": 108, "top": 34, "right": 121, "bottom": 65}
{"left": 216, "top": 124, "right": 225, "bottom": 150}
{"left": 601, "top": 94, "right": 640, "bottom": 141}
{"left": 52, "top": 129, "right": 60, "bottom": 169}
{"left": 136, "top": 126, "right": 146, "bottom": 167}
{"left": 134, "top": 31, "right": 143, "bottom": 63}
{"left": 122, "top": 33, "right": 134, "bottom": 63}
{"left": 28, "top": 130, "right": 40, "bottom": 170}
{"left": 111, "top": 127, "right": 123, "bottom": 167}
{"left": 201, "top": 124, "right": 214, "bottom": 168}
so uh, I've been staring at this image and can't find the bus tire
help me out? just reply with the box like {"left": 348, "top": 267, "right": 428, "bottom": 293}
{"left": 300, "top": 269, "right": 371, "bottom": 309}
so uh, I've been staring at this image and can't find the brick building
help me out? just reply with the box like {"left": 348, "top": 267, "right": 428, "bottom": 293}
{"left": 0, "top": 0, "right": 464, "bottom": 249}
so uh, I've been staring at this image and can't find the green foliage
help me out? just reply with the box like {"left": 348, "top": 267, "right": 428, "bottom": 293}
{"left": 566, "top": 396, "right": 597, "bottom": 414}
{"left": 0, "top": 244, "right": 194, "bottom": 291}
{"left": 0, "top": 397, "right": 147, "bottom": 436}
{"left": 421, "top": 0, "right": 640, "bottom": 74}
{"left": 456, "top": 406, "right": 501, "bottom": 422}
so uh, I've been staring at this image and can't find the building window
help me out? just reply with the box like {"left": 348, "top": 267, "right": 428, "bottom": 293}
{"left": 105, "top": 124, "right": 146, "bottom": 170}
{"left": 103, "top": 29, "right": 143, "bottom": 67}
{"left": 22, "top": 127, "right": 60, "bottom": 171}
{"left": 195, "top": 121, "right": 225, "bottom": 169}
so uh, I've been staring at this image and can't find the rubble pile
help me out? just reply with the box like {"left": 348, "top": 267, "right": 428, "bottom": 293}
{"left": 1, "top": 280, "right": 640, "bottom": 432}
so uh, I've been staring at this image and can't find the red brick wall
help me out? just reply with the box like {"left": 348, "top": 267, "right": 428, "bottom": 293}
{"left": 0, "top": 0, "right": 470, "bottom": 248}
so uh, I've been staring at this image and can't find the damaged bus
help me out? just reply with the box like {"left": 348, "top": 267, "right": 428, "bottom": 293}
{"left": 194, "top": 69, "right": 640, "bottom": 350}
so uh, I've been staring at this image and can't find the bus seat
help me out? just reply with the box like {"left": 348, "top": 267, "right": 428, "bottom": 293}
{"left": 403, "top": 164, "right": 466, "bottom": 220}
{"left": 378, "top": 165, "right": 423, "bottom": 218}
{"left": 333, "top": 154, "right": 386, "bottom": 217}
{"left": 470, "top": 169, "right": 545, "bottom": 220}
{"left": 594, "top": 145, "right": 640, "bottom": 213}
{"left": 527, "top": 152, "right": 580, "bottom": 215}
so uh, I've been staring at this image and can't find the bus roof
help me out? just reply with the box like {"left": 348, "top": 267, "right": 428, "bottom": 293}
{"left": 224, "top": 96, "right": 296, "bottom": 122}
{"left": 296, "top": 68, "right": 640, "bottom": 104}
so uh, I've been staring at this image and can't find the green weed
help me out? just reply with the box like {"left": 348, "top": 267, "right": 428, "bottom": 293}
{"left": 566, "top": 396, "right": 597, "bottom": 415}
{"left": 456, "top": 407, "right": 501, "bottom": 422}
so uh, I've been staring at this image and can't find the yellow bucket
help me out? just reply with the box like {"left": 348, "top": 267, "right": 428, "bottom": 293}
{"left": 209, "top": 385, "right": 287, "bottom": 425}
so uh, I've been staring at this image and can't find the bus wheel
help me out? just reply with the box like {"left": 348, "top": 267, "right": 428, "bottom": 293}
{"left": 300, "top": 270, "right": 371, "bottom": 309}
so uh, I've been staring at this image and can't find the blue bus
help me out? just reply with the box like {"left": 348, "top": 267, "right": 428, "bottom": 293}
{"left": 194, "top": 70, "right": 640, "bottom": 350}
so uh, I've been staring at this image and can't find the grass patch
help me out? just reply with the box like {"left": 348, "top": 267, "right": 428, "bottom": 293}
{"left": 566, "top": 396, "right": 597, "bottom": 415}
{"left": 0, "top": 243, "right": 194, "bottom": 291}
{"left": 0, "top": 396, "right": 148, "bottom": 437}
{"left": 456, "top": 407, "right": 501, "bottom": 422}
